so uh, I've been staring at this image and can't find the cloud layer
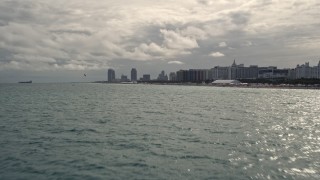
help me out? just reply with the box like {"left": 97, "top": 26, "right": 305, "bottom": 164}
{"left": 1, "top": 0, "right": 320, "bottom": 81}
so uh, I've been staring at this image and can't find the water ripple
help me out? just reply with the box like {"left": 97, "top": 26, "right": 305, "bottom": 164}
{"left": 0, "top": 84, "right": 319, "bottom": 179}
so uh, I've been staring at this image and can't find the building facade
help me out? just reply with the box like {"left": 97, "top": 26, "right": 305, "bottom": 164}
{"left": 210, "top": 60, "right": 259, "bottom": 80}
{"left": 142, "top": 74, "right": 151, "bottom": 81}
{"left": 108, "top": 69, "right": 115, "bottom": 82}
{"left": 228, "top": 61, "right": 259, "bottom": 80}
{"left": 120, "top": 75, "right": 128, "bottom": 82}
{"left": 169, "top": 72, "right": 177, "bottom": 81}
{"left": 211, "top": 66, "right": 229, "bottom": 80}
{"left": 295, "top": 61, "right": 320, "bottom": 79}
{"left": 131, "top": 68, "right": 137, "bottom": 82}
{"left": 175, "top": 69, "right": 209, "bottom": 82}
{"left": 258, "top": 67, "right": 289, "bottom": 79}
{"left": 157, "top": 70, "right": 168, "bottom": 81}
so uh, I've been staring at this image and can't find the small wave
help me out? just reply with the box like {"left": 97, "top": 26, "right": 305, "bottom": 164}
{"left": 206, "top": 130, "right": 238, "bottom": 135}
{"left": 180, "top": 155, "right": 212, "bottom": 160}
{"left": 143, "top": 111, "right": 166, "bottom": 115}
{"left": 114, "top": 162, "right": 151, "bottom": 168}
{"left": 114, "top": 143, "right": 147, "bottom": 151}
{"left": 65, "top": 160, "right": 106, "bottom": 171}
{"left": 74, "top": 140, "right": 103, "bottom": 144}
{"left": 67, "top": 128, "right": 99, "bottom": 134}
{"left": 97, "top": 119, "right": 111, "bottom": 124}
{"left": 220, "top": 117, "right": 238, "bottom": 121}
{"left": 288, "top": 126, "right": 304, "bottom": 130}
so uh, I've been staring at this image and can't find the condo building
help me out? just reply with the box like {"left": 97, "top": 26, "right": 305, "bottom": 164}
{"left": 157, "top": 70, "right": 168, "bottom": 81}
{"left": 108, "top": 69, "right": 115, "bottom": 82}
{"left": 131, "top": 68, "right": 137, "bottom": 82}
{"left": 169, "top": 72, "right": 177, "bottom": 81}
{"left": 175, "top": 69, "right": 210, "bottom": 82}
{"left": 295, "top": 61, "right": 320, "bottom": 79}
{"left": 209, "top": 60, "right": 259, "bottom": 80}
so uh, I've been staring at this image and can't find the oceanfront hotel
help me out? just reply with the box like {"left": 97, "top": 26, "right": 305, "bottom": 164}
{"left": 107, "top": 60, "right": 320, "bottom": 83}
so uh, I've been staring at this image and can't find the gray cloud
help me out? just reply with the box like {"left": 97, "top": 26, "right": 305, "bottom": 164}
{"left": 1, "top": 0, "right": 320, "bottom": 82}
{"left": 229, "top": 11, "right": 251, "bottom": 25}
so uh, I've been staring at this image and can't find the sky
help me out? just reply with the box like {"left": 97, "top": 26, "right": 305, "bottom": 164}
{"left": 1, "top": 0, "right": 320, "bottom": 82}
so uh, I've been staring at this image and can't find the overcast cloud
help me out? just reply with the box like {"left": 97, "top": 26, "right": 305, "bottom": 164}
{"left": 1, "top": 0, "right": 320, "bottom": 82}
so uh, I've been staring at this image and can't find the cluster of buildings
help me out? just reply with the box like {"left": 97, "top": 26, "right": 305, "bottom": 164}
{"left": 107, "top": 68, "right": 167, "bottom": 83}
{"left": 107, "top": 60, "right": 320, "bottom": 83}
{"left": 171, "top": 60, "right": 320, "bottom": 82}
{"left": 107, "top": 68, "right": 138, "bottom": 83}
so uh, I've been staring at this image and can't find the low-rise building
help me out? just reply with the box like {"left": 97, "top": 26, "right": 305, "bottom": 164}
{"left": 142, "top": 74, "right": 151, "bottom": 81}
{"left": 120, "top": 75, "right": 129, "bottom": 82}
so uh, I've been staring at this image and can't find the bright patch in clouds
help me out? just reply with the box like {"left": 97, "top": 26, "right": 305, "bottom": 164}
{"left": 210, "top": 52, "right": 225, "bottom": 57}
{"left": 219, "top": 42, "right": 227, "bottom": 47}
{"left": 168, "top": 61, "right": 184, "bottom": 65}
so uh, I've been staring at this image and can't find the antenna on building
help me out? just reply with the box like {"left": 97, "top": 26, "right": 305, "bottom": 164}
{"left": 232, "top": 59, "right": 236, "bottom": 66}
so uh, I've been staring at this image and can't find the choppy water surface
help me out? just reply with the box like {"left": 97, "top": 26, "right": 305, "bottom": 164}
{"left": 0, "top": 83, "right": 319, "bottom": 179}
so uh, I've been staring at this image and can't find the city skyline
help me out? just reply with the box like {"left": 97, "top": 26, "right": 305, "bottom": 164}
{"left": 107, "top": 60, "right": 320, "bottom": 82}
{"left": 103, "top": 59, "right": 320, "bottom": 82}
{"left": 1, "top": 0, "right": 320, "bottom": 83}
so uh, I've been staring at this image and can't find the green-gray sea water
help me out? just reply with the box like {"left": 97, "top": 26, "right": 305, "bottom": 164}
{"left": 0, "top": 83, "right": 319, "bottom": 179}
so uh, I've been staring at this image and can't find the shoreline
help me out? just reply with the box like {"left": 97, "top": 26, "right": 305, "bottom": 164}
{"left": 149, "top": 83, "right": 320, "bottom": 90}
{"left": 94, "top": 81, "right": 320, "bottom": 90}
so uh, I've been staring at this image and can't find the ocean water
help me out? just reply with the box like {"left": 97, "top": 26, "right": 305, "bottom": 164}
{"left": 0, "top": 83, "right": 319, "bottom": 179}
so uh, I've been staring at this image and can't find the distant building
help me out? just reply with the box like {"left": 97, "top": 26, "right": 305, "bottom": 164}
{"left": 211, "top": 66, "right": 229, "bottom": 80}
{"left": 228, "top": 60, "right": 259, "bottom": 80}
{"left": 175, "top": 69, "right": 209, "bottom": 82}
{"left": 247, "top": 65, "right": 259, "bottom": 79}
{"left": 258, "top": 66, "right": 276, "bottom": 79}
{"left": 157, "top": 70, "right": 168, "bottom": 81}
{"left": 287, "top": 69, "right": 296, "bottom": 79}
{"left": 169, "top": 72, "right": 177, "bottom": 81}
{"left": 258, "top": 68, "right": 289, "bottom": 79}
{"left": 176, "top": 70, "right": 186, "bottom": 82}
{"left": 296, "top": 62, "right": 311, "bottom": 79}
{"left": 228, "top": 59, "right": 238, "bottom": 80}
{"left": 295, "top": 61, "right": 320, "bottom": 79}
{"left": 210, "top": 60, "right": 258, "bottom": 80}
{"left": 187, "top": 69, "right": 209, "bottom": 82}
{"left": 131, "top": 68, "right": 137, "bottom": 82}
{"left": 108, "top": 69, "right": 115, "bottom": 82}
{"left": 142, "top": 74, "right": 151, "bottom": 81}
{"left": 120, "top": 75, "right": 129, "bottom": 82}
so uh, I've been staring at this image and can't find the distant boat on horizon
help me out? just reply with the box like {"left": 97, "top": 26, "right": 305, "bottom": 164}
{"left": 18, "top": 80, "right": 32, "bottom": 83}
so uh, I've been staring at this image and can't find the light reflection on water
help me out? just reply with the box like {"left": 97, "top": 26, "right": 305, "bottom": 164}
{"left": 242, "top": 89, "right": 320, "bottom": 179}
